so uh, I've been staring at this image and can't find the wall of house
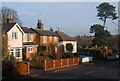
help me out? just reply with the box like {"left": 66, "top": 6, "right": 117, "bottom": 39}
{"left": 23, "top": 33, "right": 37, "bottom": 43}
{"left": 7, "top": 24, "right": 23, "bottom": 48}
{"left": 58, "top": 41, "right": 77, "bottom": 53}
{"left": 24, "top": 45, "right": 38, "bottom": 59}
{"left": 38, "top": 36, "right": 59, "bottom": 53}
{"left": 7, "top": 24, "right": 23, "bottom": 61}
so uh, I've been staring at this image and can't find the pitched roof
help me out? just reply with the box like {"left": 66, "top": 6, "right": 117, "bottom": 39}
{"left": 31, "top": 28, "right": 59, "bottom": 37}
{"left": 23, "top": 42, "right": 38, "bottom": 46}
{"left": 2, "top": 23, "right": 16, "bottom": 34}
{"left": 21, "top": 27, "right": 37, "bottom": 34}
{"left": 55, "top": 31, "right": 76, "bottom": 41}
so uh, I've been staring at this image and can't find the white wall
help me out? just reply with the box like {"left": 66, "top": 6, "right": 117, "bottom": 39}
{"left": 59, "top": 41, "right": 77, "bottom": 53}
{"left": 7, "top": 23, "right": 23, "bottom": 59}
{"left": 7, "top": 24, "right": 23, "bottom": 48}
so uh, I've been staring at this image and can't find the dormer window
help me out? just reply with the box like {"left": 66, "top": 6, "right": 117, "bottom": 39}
{"left": 12, "top": 32, "right": 18, "bottom": 40}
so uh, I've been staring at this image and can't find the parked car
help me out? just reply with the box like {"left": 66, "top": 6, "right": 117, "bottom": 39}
{"left": 77, "top": 51, "right": 93, "bottom": 63}
{"left": 106, "top": 53, "right": 119, "bottom": 60}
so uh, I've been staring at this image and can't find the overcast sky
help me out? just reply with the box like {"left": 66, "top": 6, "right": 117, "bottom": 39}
{"left": 2, "top": 2, "right": 118, "bottom": 36}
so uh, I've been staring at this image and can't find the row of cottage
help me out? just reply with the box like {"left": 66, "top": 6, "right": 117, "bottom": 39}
{"left": 2, "top": 16, "right": 77, "bottom": 62}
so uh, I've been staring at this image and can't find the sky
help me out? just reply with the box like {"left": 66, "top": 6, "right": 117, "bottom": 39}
{"left": 2, "top": 2, "right": 118, "bottom": 36}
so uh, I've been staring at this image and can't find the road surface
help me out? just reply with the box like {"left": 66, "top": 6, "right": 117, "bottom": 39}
{"left": 24, "top": 60, "right": 119, "bottom": 80}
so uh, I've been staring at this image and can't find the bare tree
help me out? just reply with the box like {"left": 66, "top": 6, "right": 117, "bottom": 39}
{"left": 2, "top": 35, "right": 8, "bottom": 57}
{"left": 1, "top": 6, "right": 22, "bottom": 25}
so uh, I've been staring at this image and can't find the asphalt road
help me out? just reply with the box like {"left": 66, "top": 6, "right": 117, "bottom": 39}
{"left": 24, "top": 60, "right": 119, "bottom": 80}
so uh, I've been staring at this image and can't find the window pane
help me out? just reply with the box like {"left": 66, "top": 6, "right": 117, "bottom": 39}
{"left": 24, "top": 34, "right": 27, "bottom": 41}
{"left": 30, "top": 34, "right": 33, "bottom": 42}
{"left": 28, "top": 46, "right": 33, "bottom": 52}
{"left": 54, "top": 37, "right": 57, "bottom": 43}
{"left": 11, "top": 49, "right": 14, "bottom": 56}
{"left": 43, "top": 36, "right": 47, "bottom": 43}
{"left": 49, "top": 36, "right": 52, "bottom": 43}
{"left": 16, "top": 49, "right": 20, "bottom": 57}
{"left": 12, "top": 32, "right": 18, "bottom": 39}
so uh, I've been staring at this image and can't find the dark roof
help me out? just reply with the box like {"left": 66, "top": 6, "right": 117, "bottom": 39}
{"left": 23, "top": 42, "right": 38, "bottom": 46}
{"left": 21, "top": 27, "right": 37, "bottom": 34}
{"left": 31, "top": 28, "right": 59, "bottom": 37}
{"left": 55, "top": 31, "right": 76, "bottom": 41}
{"left": 2, "top": 23, "right": 16, "bottom": 34}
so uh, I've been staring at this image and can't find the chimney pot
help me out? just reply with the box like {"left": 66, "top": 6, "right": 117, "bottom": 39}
{"left": 6, "top": 14, "right": 13, "bottom": 23}
{"left": 37, "top": 19, "right": 44, "bottom": 30}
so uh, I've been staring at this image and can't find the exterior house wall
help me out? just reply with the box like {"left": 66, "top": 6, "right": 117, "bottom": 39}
{"left": 33, "top": 35, "right": 37, "bottom": 43}
{"left": 37, "top": 35, "right": 59, "bottom": 53}
{"left": 7, "top": 25, "right": 23, "bottom": 48}
{"left": 7, "top": 24, "right": 23, "bottom": 62}
{"left": 23, "top": 33, "right": 37, "bottom": 43}
{"left": 39, "top": 36, "right": 59, "bottom": 46}
{"left": 24, "top": 45, "right": 37, "bottom": 59}
{"left": 23, "top": 33, "right": 38, "bottom": 59}
{"left": 58, "top": 41, "right": 77, "bottom": 53}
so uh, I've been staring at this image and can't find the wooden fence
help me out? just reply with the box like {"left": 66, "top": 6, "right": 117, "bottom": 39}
{"left": 14, "top": 61, "right": 30, "bottom": 75}
{"left": 43, "top": 58, "right": 80, "bottom": 71}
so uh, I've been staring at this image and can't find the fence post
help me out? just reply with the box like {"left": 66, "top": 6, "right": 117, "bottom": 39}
{"left": 78, "top": 58, "right": 80, "bottom": 64}
{"left": 73, "top": 58, "right": 74, "bottom": 65}
{"left": 27, "top": 61, "right": 30, "bottom": 74}
{"left": 53, "top": 60, "right": 55, "bottom": 69}
{"left": 44, "top": 60, "right": 47, "bottom": 71}
{"left": 67, "top": 58, "right": 69, "bottom": 66}
{"left": 60, "top": 59, "right": 62, "bottom": 67}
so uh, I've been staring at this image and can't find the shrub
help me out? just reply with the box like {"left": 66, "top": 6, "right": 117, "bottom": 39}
{"left": 30, "top": 54, "right": 53, "bottom": 69}
{"left": 2, "top": 55, "right": 18, "bottom": 78}
{"left": 62, "top": 52, "right": 74, "bottom": 58}
{"left": 37, "top": 45, "right": 46, "bottom": 55}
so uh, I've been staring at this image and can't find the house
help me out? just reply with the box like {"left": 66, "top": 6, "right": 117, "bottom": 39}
{"left": 31, "top": 20, "right": 59, "bottom": 54}
{"left": 2, "top": 15, "right": 24, "bottom": 62}
{"left": 55, "top": 30, "right": 77, "bottom": 53}
{"left": 21, "top": 27, "right": 38, "bottom": 59}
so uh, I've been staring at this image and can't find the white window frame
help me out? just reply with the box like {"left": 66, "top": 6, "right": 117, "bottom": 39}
{"left": 28, "top": 46, "right": 33, "bottom": 52}
{"left": 29, "top": 34, "right": 34, "bottom": 42}
{"left": 10, "top": 49, "right": 15, "bottom": 57}
{"left": 10, "top": 48, "right": 22, "bottom": 58}
{"left": 23, "top": 34, "right": 27, "bottom": 42}
{"left": 43, "top": 36, "right": 47, "bottom": 43}
{"left": 54, "top": 37, "right": 57, "bottom": 43}
{"left": 15, "top": 49, "right": 21, "bottom": 58}
{"left": 49, "top": 36, "right": 52, "bottom": 43}
{"left": 12, "top": 32, "right": 18, "bottom": 40}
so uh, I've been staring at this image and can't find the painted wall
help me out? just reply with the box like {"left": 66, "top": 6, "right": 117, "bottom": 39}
{"left": 7, "top": 24, "right": 23, "bottom": 48}
{"left": 58, "top": 41, "right": 77, "bottom": 53}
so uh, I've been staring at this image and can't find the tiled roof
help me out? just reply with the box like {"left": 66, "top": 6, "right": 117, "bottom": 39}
{"left": 31, "top": 28, "right": 59, "bottom": 37}
{"left": 2, "top": 23, "right": 16, "bottom": 34}
{"left": 21, "top": 27, "right": 37, "bottom": 34}
{"left": 55, "top": 31, "right": 76, "bottom": 41}
{"left": 23, "top": 42, "right": 38, "bottom": 46}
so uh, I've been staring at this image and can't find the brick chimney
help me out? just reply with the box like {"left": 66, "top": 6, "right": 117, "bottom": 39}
{"left": 37, "top": 20, "right": 44, "bottom": 30}
{"left": 6, "top": 14, "right": 13, "bottom": 23}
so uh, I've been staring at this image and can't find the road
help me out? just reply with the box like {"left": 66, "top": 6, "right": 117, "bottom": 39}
{"left": 23, "top": 60, "right": 119, "bottom": 80}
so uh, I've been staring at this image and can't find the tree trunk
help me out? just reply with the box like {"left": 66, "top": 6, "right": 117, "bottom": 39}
{"left": 103, "top": 17, "right": 107, "bottom": 30}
